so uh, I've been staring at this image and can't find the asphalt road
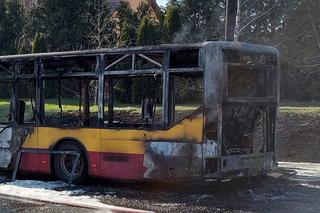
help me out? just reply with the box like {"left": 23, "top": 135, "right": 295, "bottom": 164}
{"left": 0, "top": 162, "right": 319, "bottom": 213}
{"left": 95, "top": 162, "right": 320, "bottom": 213}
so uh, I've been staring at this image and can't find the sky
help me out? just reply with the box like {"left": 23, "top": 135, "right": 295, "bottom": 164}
{"left": 157, "top": 0, "right": 168, "bottom": 7}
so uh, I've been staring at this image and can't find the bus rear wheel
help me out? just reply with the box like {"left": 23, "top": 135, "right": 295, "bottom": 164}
{"left": 53, "top": 141, "right": 88, "bottom": 184}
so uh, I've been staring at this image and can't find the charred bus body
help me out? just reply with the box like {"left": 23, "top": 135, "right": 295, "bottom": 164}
{"left": 0, "top": 42, "right": 279, "bottom": 183}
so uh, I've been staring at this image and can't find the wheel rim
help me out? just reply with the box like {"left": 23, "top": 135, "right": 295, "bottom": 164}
{"left": 60, "top": 154, "right": 83, "bottom": 177}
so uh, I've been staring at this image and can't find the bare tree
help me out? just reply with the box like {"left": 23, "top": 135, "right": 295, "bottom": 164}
{"left": 236, "top": 0, "right": 287, "bottom": 42}
{"left": 88, "top": 0, "right": 116, "bottom": 49}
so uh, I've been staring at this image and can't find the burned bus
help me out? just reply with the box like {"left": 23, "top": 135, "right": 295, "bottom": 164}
{"left": 0, "top": 42, "right": 279, "bottom": 183}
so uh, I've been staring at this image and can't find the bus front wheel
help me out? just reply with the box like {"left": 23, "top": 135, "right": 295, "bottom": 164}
{"left": 53, "top": 141, "right": 88, "bottom": 184}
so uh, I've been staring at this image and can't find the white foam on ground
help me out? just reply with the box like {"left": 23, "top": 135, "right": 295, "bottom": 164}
{"left": 0, "top": 179, "right": 107, "bottom": 208}
{"left": 278, "top": 162, "right": 320, "bottom": 182}
{"left": 0, "top": 179, "right": 151, "bottom": 212}
{"left": 300, "top": 183, "right": 320, "bottom": 189}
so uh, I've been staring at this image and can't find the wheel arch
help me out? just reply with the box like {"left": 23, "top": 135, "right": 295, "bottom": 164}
{"left": 50, "top": 137, "right": 90, "bottom": 175}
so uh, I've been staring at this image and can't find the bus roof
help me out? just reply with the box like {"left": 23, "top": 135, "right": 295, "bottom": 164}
{"left": 0, "top": 41, "right": 278, "bottom": 62}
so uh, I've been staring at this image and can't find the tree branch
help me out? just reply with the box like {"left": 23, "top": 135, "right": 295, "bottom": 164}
{"left": 306, "top": 1, "right": 320, "bottom": 51}
{"left": 239, "top": 0, "right": 283, "bottom": 34}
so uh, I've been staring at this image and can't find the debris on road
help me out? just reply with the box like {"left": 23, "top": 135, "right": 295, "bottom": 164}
{"left": 0, "top": 162, "right": 318, "bottom": 213}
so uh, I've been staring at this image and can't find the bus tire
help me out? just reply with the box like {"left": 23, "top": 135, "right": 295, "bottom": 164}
{"left": 53, "top": 141, "right": 88, "bottom": 184}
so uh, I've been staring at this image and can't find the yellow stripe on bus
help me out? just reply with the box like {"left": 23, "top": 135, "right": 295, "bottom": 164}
{"left": 21, "top": 115, "right": 204, "bottom": 155}
{"left": 100, "top": 140, "right": 145, "bottom": 154}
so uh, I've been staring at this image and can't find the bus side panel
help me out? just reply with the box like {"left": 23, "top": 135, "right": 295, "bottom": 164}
{"left": 20, "top": 127, "right": 101, "bottom": 176}
{"left": 19, "top": 112, "right": 203, "bottom": 180}
{"left": 18, "top": 127, "right": 144, "bottom": 179}
{"left": 99, "top": 129, "right": 146, "bottom": 179}
{"left": 94, "top": 152, "right": 146, "bottom": 179}
{"left": 144, "top": 142, "right": 203, "bottom": 179}
{"left": 20, "top": 127, "right": 52, "bottom": 173}
{"left": 98, "top": 115, "right": 204, "bottom": 180}
{"left": 144, "top": 116, "right": 204, "bottom": 143}
{"left": 20, "top": 153, "right": 51, "bottom": 174}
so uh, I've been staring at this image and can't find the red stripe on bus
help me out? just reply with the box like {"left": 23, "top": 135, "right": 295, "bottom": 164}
{"left": 19, "top": 151, "right": 146, "bottom": 180}
{"left": 90, "top": 152, "right": 146, "bottom": 180}
{"left": 20, "top": 153, "right": 51, "bottom": 174}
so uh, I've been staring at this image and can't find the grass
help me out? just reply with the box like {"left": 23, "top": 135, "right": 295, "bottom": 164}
{"left": 279, "top": 102, "right": 320, "bottom": 115}
{"left": 0, "top": 99, "right": 200, "bottom": 123}
{"left": 0, "top": 100, "right": 10, "bottom": 122}
{"left": 45, "top": 99, "right": 200, "bottom": 113}
{"left": 1, "top": 98, "right": 317, "bottom": 123}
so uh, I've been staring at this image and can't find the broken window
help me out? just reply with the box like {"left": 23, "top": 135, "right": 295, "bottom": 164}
{"left": 104, "top": 75, "right": 163, "bottom": 128}
{"left": 228, "top": 66, "right": 272, "bottom": 98}
{"left": 223, "top": 50, "right": 277, "bottom": 66}
{"left": 222, "top": 104, "right": 276, "bottom": 155}
{"left": 43, "top": 78, "right": 98, "bottom": 127}
{"left": 38, "top": 56, "right": 98, "bottom": 128}
{"left": 170, "top": 49, "right": 200, "bottom": 68}
{"left": 222, "top": 48, "right": 278, "bottom": 155}
{"left": 0, "top": 81, "right": 12, "bottom": 124}
{"left": 171, "top": 73, "right": 203, "bottom": 123}
{"left": 106, "top": 52, "right": 165, "bottom": 72}
{"left": 17, "top": 79, "right": 36, "bottom": 124}
{"left": 224, "top": 49, "right": 278, "bottom": 99}
{"left": 223, "top": 60, "right": 277, "bottom": 155}
{"left": 0, "top": 80, "right": 35, "bottom": 125}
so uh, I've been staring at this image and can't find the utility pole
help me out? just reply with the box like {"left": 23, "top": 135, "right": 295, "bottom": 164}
{"left": 225, "top": 0, "right": 241, "bottom": 42}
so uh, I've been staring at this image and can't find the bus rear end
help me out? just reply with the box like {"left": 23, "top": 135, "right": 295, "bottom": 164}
{"left": 142, "top": 42, "right": 279, "bottom": 181}
{"left": 203, "top": 42, "right": 279, "bottom": 179}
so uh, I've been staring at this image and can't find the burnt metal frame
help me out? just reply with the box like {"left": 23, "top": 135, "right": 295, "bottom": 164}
{"left": 0, "top": 41, "right": 279, "bottom": 131}
{"left": 0, "top": 42, "right": 279, "bottom": 180}
{"left": 201, "top": 43, "right": 279, "bottom": 178}
{"left": 0, "top": 45, "right": 204, "bottom": 128}
{"left": 0, "top": 42, "right": 279, "bottom": 122}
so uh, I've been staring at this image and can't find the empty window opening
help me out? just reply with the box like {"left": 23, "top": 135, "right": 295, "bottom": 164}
{"left": 104, "top": 75, "right": 163, "bottom": 128}
{"left": 17, "top": 79, "right": 36, "bottom": 124}
{"left": 0, "top": 81, "right": 12, "bottom": 124}
{"left": 170, "top": 49, "right": 200, "bottom": 68}
{"left": 43, "top": 78, "right": 98, "bottom": 127}
{"left": 106, "top": 53, "right": 164, "bottom": 72}
{"left": 228, "top": 66, "right": 271, "bottom": 98}
{"left": 171, "top": 73, "right": 203, "bottom": 123}
{"left": 223, "top": 49, "right": 277, "bottom": 66}
{"left": 42, "top": 56, "right": 97, "bottom": 75}
{"left": 222, "top": 104, "right": 276, "bottom": 155}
